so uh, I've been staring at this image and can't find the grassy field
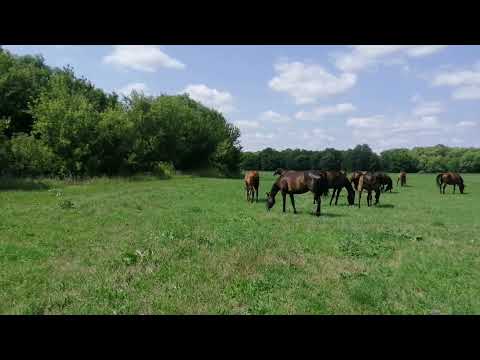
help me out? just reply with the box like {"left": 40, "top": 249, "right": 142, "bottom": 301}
{"left": 1, "top": 172, "right": 479, "bottom": 314}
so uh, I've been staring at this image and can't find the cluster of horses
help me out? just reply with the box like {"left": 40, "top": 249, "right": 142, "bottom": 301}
{"left": 244, "top": 170, "right": 466, "bottom": 216}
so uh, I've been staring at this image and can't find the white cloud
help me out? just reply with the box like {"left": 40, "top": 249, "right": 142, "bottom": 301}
{"left": 412, "top": 101, "right": 444, "bottom": 116}
{"left": 457, "top": 121, "right": 477, "bottom": 127}
{"left": 452, "top": 86, "right": 480, "bottom": 100}
{"left": 103, "top": 45, "right": 185, "bottom": 72}
{"left": 347, "top": 115, "right": 387, "bottom": 129}
{"left": 117, "top": 82, "right": 149, "bottom": 96}
{"left": 234, "top": 120, "right": 261, "bottom": 130}
{"left": 335, "top": 45, "right": 447, "bottom": 72}
{"left": 295, "top": 103, "right": 356, "bottom": 121}
{"left": 433, "top": 70, "right": 480, "bottom": 87}
{"left": 432, "top": 65, "right": 480, "bottom": 101}
{"left": 259, "top": 110, "right": 290, "bottom": 123}
{"left": 254, "top": 132, "right": 275, "bottom": 139}
{"left": 310, "top": 128, "right": 336, "bottom": 142}
{"left": 181, "top": 84, "right": 235, "bottom": 114}
{"left": 269, "top": 61, "right": 356, "bottom": 104}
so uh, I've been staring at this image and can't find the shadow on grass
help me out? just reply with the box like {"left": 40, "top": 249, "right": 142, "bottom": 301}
{"left": 0, "top": 178, "right": 50, "bottom": 191}
{"left": 376, "top": 204, "right": 395, "bottom": 208}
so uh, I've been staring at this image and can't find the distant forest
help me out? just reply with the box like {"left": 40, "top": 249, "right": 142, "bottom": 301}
{"left": 241, "top": 144, "right": 480, "bottom": 173}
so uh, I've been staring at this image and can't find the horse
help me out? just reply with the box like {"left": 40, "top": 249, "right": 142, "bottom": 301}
{"left": 244, "top": 171, "right": 260, "bottom": 202}
{"left": 374, "top": 172, "right": 393, "bottom": 193}
{"left": 266, "top": 170, "right": 329, "bottom": 216}
{"left": 436, "top": 172, "right": 465, "bottom": 194}
{"left": 397, "top": 171, "right": 407, "bottom": 187}
{"left": 312, "top": 170, "right": 355, "bottom": 206}
{"left": 273, "top": 168, "right": 288, "bottom": 176}
{"left": 357, "top": 172, "right": 381, "bottom": 208}
{"left": 350, "top": 171, "right": 367, "bottom": 191}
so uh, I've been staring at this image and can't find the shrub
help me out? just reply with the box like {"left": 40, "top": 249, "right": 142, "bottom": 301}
{"left": 153, "top": 161, "right": 175, "bottom": 179}
{"left": 7, "top": 133, "right": 61, "bottom": 176}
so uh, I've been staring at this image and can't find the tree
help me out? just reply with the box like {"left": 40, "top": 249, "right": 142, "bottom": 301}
{"left": 0, "top": 48, "right": 52, "bottom": 136}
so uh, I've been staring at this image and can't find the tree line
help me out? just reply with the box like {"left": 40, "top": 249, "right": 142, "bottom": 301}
{"left": 0, "top": 47, "right": 242, "bottom": 178}
{"left": 241, "top": 144, "right": 480, "bottom": 173}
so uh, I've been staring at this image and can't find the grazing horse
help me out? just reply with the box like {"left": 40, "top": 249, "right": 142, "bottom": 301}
{"left": 436, "top": 172, "right": 465, "bottom": 194}
{"left": 357, "top": 172, "right": 381, "bottom": 208}
{"left": 312, "top": 170, "right": 355, "bottom": 206}
{"left": 266, "top": 171, "right": 329, "bottom": 216}
{"left": 244, "top": 171, "right": 260, "bottom": 202}
{"left": 397, "top": 171, "right": 407, "bottom": 187}
{"left": 273, "top": 168, "right": 288, "bottom": 176}
{"left": 374, "top": 172, "right": 393, "bottom": 193}
{"left": 350, "top": 171, "right": 367, "bottom": 191}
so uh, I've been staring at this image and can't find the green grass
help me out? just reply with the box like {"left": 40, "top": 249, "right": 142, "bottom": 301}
{"left": 1, "top": 172, "right": 479, "bottom": 314}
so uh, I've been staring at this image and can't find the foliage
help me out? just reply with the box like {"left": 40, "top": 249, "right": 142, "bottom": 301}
{"left": 0, "top": 48, "right": 241, "bottom": 178}
{"left": 241, "top": 144, "right": 480, "bottom": 173}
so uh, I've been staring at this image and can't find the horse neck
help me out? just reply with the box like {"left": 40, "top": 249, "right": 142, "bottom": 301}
{"left": 270, "top": 182, "right": 280, "bottom": 198}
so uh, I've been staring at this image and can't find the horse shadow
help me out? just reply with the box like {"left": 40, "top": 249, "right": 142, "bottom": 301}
{"left": 376, "top": 204, "right": 395, "bottom": 208}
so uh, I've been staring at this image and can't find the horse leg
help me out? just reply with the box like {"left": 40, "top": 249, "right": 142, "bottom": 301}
{"left": 329, "top": 189, "right": 336, "bottom": 206}
{"left": 335, "top": 188, "right": 341, "bottom": 206}
{"left": 453, "top": 184, "right": 456, "bottom": 194}
{"left": 367, "top": 191, "right": 372, "bottom": 207}
{"left": 315, "top": 193, "right": 321, "bottom": 216}
{"left": 358, "top": 190, "right": 362, "bottom": 208}
{"left": 375, "top": 189, "right": 380, "bottom": 205}
{"left": 282, "top": 191, "right": 287, "bottom": 213}
{"left": 289, "top": 193, "right": 297, "bottom": 214}
{"left": 443, "top": 183, "right": 447, "bottom": 194}
{"left": 256, "top": 186, "right": 259, "bottom": 202}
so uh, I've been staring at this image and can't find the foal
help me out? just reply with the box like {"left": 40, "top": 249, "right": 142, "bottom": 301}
{"left": 357, "top": 172, "right": 381, "bottom": 208}
{"left": 244, "top": 171, "right": 260, "bottom": 202}
{"left": 397, "top": 171, "right": 407, "bottom": 187}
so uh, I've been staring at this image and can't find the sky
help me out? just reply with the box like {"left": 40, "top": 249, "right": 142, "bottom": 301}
{"left": 3, "top": 45, "right": 480, "bottom": 153}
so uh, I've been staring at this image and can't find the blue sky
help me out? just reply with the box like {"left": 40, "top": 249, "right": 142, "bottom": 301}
{"left": 3, "top": 45, "right": 480, "bottom": 153}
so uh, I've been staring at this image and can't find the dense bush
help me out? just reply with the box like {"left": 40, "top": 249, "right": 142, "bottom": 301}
{"left": 6, "top": 134, "right": 60, "bottom": 176}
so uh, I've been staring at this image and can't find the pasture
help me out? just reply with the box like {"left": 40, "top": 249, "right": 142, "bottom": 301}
{"left": 1, "top": 172, "right": 479, "bottom": 314}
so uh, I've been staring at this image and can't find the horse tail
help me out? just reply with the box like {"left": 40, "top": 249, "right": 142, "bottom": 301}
{"left": 436, "top": 173, "right": 443, "bottom": 188}
{"left": 358, "top": 174, "right": 364, "bottom": 193}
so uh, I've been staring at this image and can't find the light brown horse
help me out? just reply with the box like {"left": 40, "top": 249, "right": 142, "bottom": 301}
{"left": 350, "top": 171, "right": 367, "bottom": 191}
{"left": 244, "top": 171, "right": 260, "bottom": 202}
{"left": 436, "top": 172, "right": 465, "bottom": 194}
{"left": 266, "top": 171, "right": 329, "bottom": 216}
{"left": 397, "top": 171, "right": 407, "bottom": 187}
{"left": 357, "top": 172, "right": 381, "bottom": 208}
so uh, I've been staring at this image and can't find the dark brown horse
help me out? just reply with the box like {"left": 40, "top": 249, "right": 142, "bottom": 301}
{"left": 244, "top": 171, "right": 260, "bottom": 202}
{"left": 436, "top": 172, "right": 465, "bottom": 194}
{"left": 266, "top": 171, "right": 329, "bottom": 216}
{"left": 350, "top": 171, "right": 367, "bottom": 191}
{"left": 374, "top": 172, "right": 393, "bottom": 193}
{"left": 312, "top": 170, "right": 355, "bottom": 206}
{"left": 397, "top": 171, "right": 407, "bottom": 187}
{"left": 357, "top": 172, "right": 381, "bottom": 208}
